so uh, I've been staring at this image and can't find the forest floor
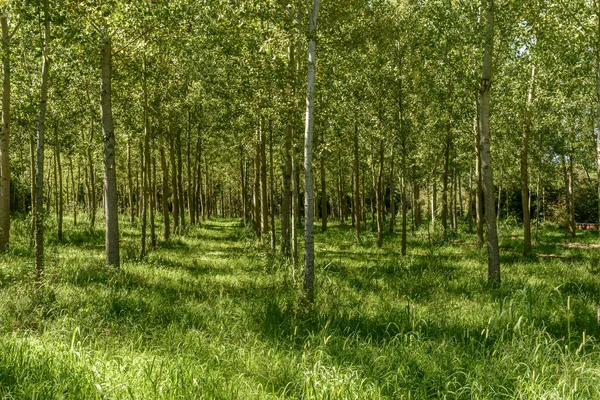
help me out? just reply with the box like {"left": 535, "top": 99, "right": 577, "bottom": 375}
{"left": 1, "top": 216, "right": 600, "bottom": 399}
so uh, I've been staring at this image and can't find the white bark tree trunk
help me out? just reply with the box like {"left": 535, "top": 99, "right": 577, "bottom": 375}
{"left": 303, "top": 0, "right": 320, "bottom": 302}
{"left": 479, "top": 0, "right": 500, "bottom": 286}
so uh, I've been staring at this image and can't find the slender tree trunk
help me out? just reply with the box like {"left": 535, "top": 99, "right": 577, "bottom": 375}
{"left": 140, "top": 141, "right": 147, "bottom": 259}
{"left": 176, "top": 127, "right": 185, "bottom": 229}
{"left": 568, "top": 154, "right": 575, "bottom": 238}
{"left": 0, "top": 14, "right": 11, "bottom": 250}
{"left": 127, "top": 138, "right": 134, "bottom": 223}
{"left": 389, "top": 147, "right": 396, "bottom": 233}
{"left": 259, "top": 121, "right": 269, "bottom": 242}
{"left": 269, "top": 122, "right": 276, "bottom": 251}
{"left": 253, "top": 143, "right": 260, "bottom": 236}
{"left": 375, "top": 140, "right": 384, "bottom": 248}
{"left": 159, "top": 129, "right": 170, "bottom": 241}
{"left": 35, "top": 0, "right": 50, "bottom": 278}
{"left": 441, "top": 137, "right": 450, "bottom": 240}
{"left": 100, "top": 37, "right": 119, "bottom": 267}
{"left": 353, "top": 122, "right": 360, "bottom": 241}
{"left": 196, "top": 134, "right": 204, "bottom": 221}
{"left": 241, "top": 150, "right": 247, "bottom": 227}
{"left": 303, "top": 0, "right": 320, "bottom": 302}
{"left": 71, "top": 157, "right": 77, "bottom": 225}
{"left": 468, "top": 166, "right": 473, "bottom": 233}
{"left": 30, "top": 136, "right": 35, "bottom": 220}
{"left": 475, "top": 99, "right": 484, "bottom": 247}
{"left": 320, "top": 155, "right": 327, "bottom": 232}
{"left": 168, "top": 125, "right": 179, "bottom": 234}
{"left": 55, "top": 127, "right": 63, "bottom": 241}
{"left": 521, "top": 65, "right": 535, "bottom": 255}
{"left": 291, "top": 131, "right": 299, "bottom": 271}
{"left": 140, "top": 63, "right": 149, "bottom": 259}
{"left": 479, "top": 0, "right": 500, "bottom": 286}
{"left": 281, "top": 125, "right": 292, "bottom": 256}
{"left": 414, "top": 183, "right": 421, "bottom": 229}
{"left": 281, "top": 42, "right": 294, "bottom": 256}
{"left": 401, "top": 175, "right": 407, "bottom": 256}
{"left": 150, "top": 151, "right": 156, "bottom": 249}
{"left": 187, "top": 111, "right": 194, "bottom": 225}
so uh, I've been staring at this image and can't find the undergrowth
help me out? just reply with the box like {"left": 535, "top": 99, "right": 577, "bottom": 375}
{"left": 1, "top": 214, "right": 599, "bottom": 398}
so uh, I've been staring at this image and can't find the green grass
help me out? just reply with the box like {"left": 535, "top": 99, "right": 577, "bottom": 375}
{"left": 1, "top": 213, "right": 600, "bottom": 399}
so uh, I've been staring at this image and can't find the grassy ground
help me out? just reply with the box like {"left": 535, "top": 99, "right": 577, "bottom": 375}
{"left": 1, "top": 213, "right": 600, "bottom": 399}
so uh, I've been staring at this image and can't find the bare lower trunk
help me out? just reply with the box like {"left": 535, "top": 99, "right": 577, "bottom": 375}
{"left": 35, "top": 0, "right": 50, "bottom": 277}
{"left": 291, "top": 132, "right": 299, "bottom": 270}
{"left": 303, "top": 0, "right": 319, "bottom": 302}
{"left": 479, "top": 0, "right": 500, "bottom": 285}
{"left": 100, "top": 37, "right": 119, "bottom": 267}
{"left": 375, "top": 141, "right": 384, "bottom": 248}
{"left": 414, "top": 183, "right": 421, "bottom": 229}
{"left": 320, "top": 155, "right": 327, "bottom": 232}
{"left": 521, "top": 65, "right": 535, "bottom": 255}
{"left": 127, "top": 138, "right": 134, "bottom": 223}
{"left": 353, "top": 123, "right": 360, "bottom": 241}
{"left": 259, "top": 121, "right": 269, "bottom": 242}
{"left": 169, "top": 125, "right": 179, "bottom": 234}
{"left": 475, "top": 99, "right": 484, "bottom": 247}
{"left": 55, "top": 128, "right": 63, "bottom": 241}
{"left": 0, "top": 15, "right": 11, "bottom": 250}
{"left": 159, "top": 129, "right": 170, "bottom": 241}
{"left": 269, "top": 122, "right": 276, "bottom": 251}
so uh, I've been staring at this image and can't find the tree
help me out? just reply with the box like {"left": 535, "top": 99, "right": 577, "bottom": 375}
{"left": 100, "top": 35, "right": 119, "bottom": 267}
{"left": 34, "top": 0, "right": 50, "bottom": 278}
{"left": 479, "top": 0, "right": 500, "bottom": 286}
{"left": 0, "top": 9, "right": 14, "bottom": 250}
{"left": 303, "top": 0, "right": 320, "bottom": 303}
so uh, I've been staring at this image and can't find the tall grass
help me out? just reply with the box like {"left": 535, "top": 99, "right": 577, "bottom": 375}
{"left": 1, "top": 214, "right": 600, "bottom": 398}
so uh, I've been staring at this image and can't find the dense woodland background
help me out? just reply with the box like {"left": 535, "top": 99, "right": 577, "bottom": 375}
{"left": 2, "top": 0, "right": 600, "bottom": 398}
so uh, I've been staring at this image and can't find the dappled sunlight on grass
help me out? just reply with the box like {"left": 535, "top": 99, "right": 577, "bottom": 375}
{"left": 1, "top": 217, "right": 600, "bottom": 398}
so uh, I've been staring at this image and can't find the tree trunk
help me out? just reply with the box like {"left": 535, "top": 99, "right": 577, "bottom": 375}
{"left": 241, "top": 150, "right": 247, "bottom": 227}
{"left": 253, "top": 143, "right": 260, "bottom": 236}
{"left": 30, "top": 136, "right": 35, "bottom": 221}
{"left": 150, "top": 151, "right": 156, "bottom": 249}
{"left": 139, "top": 141, "right": 147, "bottom": 259}
{"left": 353, "top": 122, "right": 360, "bottom": 241}
{"left": 35, "top": 0, "right": 50, "bottom": 278}
{"left": 441, "top": 136, "right": 450, "bottom": 241}
{"left": 127, "top": 138, "right": 134, "bottom": 223}
{"left": 479, "top": 0, "right": 500, "bottom": 286}
{"left": 521, "top": 65, "right": 535, "bottom": 255}
{"left": 281, "top": 124, "right": 292, "bottom": 256}
{"left": 55, "top": 127, "right": 63, "bottom": 241}
{"left": 140, "top": 64, "right": 149, "bottom": 259}
{"left": 71, "top": 157, "right": 77, "bottom": 225}
{"left": 568, "top": 154, "right": 575, "bottom": 238}
{"left": 414, "top": 183, "right": 421, "bottom": 229}
{"left": 320, "top": 154, "right": 327, "bottom": 232}
{"left": 475, "top": 99, "right": 484, "bottom": 248}
{"left": 168, "top": 125, "right": 179, "bottom": 234}
{"left": 176, "top": 127, "right": 185, "bottom": 229}
{"left": 100, "top": 37, "right": 119, "bottom": 267}
{"left": 187, "top": 111, "right": 194, "bottom": 225}
{"left": 303, "top": 0, "right": 319, "bottom": 302}
{"left": 375, "top": 140, "right": 384, "bottom": 248}
{"left": 401, "top": 175, "right": 407, "bottom": 256}
{"left": 292, "top": 130, "right": 299, "bottom": 271}
{"left": 259, "top": 121, "right": 269, "bottom": 242}
{"left": 159, "top": 129, "right": 170, "bottom": 241}
{"left": 0, "top": 14, "right": 10, "bottom": 250}
{"left": 269, "top": 121, "right": 276, "bottom": 251}
{"left": 389, "top": 146, "right": 396, "bottom": 233}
